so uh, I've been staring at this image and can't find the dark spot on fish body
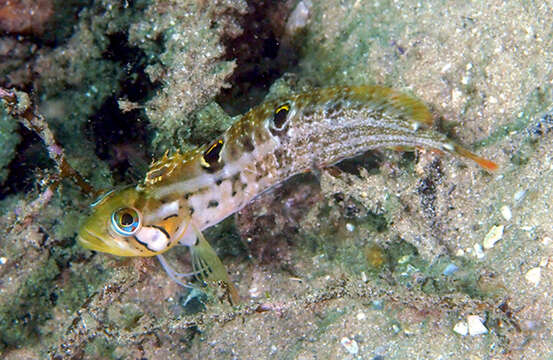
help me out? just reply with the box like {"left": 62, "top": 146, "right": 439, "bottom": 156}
{"left": 272, "top": 148, "right": 288, "bottom": 169}
{"left": 189, "top": 207, "right": 195, "bottom": 215}
{"left": 240, "top": 135, "right": 255, "bottom": 152}
{"left": 231, "top": 174, "right": 243, "bottom": 196}
{"left": 208, "top": 200, "right": 219, "bottom": 208}
{"left": 215, "top": 178, "right": 223, "bottom": 186}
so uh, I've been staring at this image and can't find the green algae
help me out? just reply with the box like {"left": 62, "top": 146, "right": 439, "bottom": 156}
{"left": 0, "top": 242, "right": 108, "bottom": 352}
{"left": 0, "top": 105, "right": 21, "bottom": 186}
{"left": 84, "top": 336, "right": 115, "bottom": 359}
{"left": 106, "top": 302, "right": 144, "bottom": 330}
{"left": 128, "top": 0, "right": 247, "bottom": 152}
{"left": 0, "top": 257, "right": 59, "bottom": 350}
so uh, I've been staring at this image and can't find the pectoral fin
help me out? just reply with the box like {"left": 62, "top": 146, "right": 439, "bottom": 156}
{"left": 190, "top": 228, "right": 240, "bottom": 305}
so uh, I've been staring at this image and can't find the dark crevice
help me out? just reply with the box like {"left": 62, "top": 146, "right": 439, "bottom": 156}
{"left": 216, "top": 0, "right": 299, "bottom": 115}
{"left": 86, "top": 32, "right": 154, "bottom": 182}
{"left": 0, "top": 126, "right": 52, "bottom": 200}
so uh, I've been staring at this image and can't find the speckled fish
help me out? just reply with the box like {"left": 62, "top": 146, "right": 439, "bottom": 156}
{"left": 77, "top": 85, "right": 497, "bottom": 303}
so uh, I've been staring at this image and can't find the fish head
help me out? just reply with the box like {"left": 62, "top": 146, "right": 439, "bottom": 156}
{"left": 78, "top": 186, "right": 187, "bottom": 257}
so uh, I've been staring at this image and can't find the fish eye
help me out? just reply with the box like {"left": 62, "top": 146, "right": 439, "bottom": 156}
{"left": 111, "top": 207, "right": 141, "bottom": 236}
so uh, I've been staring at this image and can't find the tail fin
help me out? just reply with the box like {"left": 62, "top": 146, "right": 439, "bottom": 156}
{"left": 453, "top": 144, "right": 499, "bottom": 172}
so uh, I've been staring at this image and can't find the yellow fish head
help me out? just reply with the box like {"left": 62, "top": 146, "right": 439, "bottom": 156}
{"left": 78, "top": 187, "right": 185, "bottom": 257}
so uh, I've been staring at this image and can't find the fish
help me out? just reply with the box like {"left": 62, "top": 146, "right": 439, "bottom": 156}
{"left": 77, "top": 85, "right": 498, "bottom": 303}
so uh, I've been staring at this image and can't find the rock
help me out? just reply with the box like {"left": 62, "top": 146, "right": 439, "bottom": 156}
{"left": 443, "top": 263, "right": 459, "bottom": 276}
{"left": 500, "top": 206, "right": 512, "bottom": 221}
{"left": 483, "top": 225, "right": 504, "bottom": 249}
{"left": 474, "top": 243, "right": 485, "bottom": 259}
{"left": 525, "top": 267, "right": 541, "bottom": 286}
{"left": 453, "top": 321, "right": 468, "bottom": 336}
{"left": 467, "top": 315, "right": 488, "bottom": 336}
{"left": 341, "top": 337, "right": 359, "bottom": 355}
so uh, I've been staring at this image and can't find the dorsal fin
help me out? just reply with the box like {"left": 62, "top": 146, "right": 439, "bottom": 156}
{"left": 352, "top": 85, "right": 434, "bottom": 127}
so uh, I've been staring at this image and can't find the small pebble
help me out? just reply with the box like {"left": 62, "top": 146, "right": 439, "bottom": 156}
{"left": 398, "top": 255, "right": 410, "bottom": 264}
{"left": 443, "top": 263, "right": 459, "bottom": 276}
{"left": 542, "top": 236, "right": 552, "bottom": 247}
{"left": 372, "top": 300, "right": 383, "bottom": 310}
{"left": 453, "top": 320, "right": 468, "bottom": 336}
{"left": 341, "top": 337, "right": 359, "bottom": 355}
{"left": 346, "top": 223, "right": 355, "bottom": 232}
{"left": 483, "top": 225, "right": 504, "bottom": 249}
{"left": 514, "top": 189, "right": 527, "bottom": 203}
{"left": 500, "top": 206, "right": 512, "bottom": 221}
{"left": 525, "top": 267, "right": 541, "bottom": 286}
{"left": 0, "top": 257, "right": 7, "bottom": 265}
{"left": 473, "top": 243, "right": 485, "bottom": 259}
{"left": 357, "top": 312, "right": 366, "bottom": 320}
{"left": 467, "top": 315, "right": 488, "bottom": 336}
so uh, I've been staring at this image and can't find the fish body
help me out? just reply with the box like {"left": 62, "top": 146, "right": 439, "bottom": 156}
{"left": 78, "top": 85, "right": 497, "bottom": 300}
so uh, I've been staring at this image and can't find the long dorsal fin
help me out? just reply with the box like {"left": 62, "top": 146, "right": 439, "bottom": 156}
{"left": 352, "top": 85, "right": 434, "bottom": 127}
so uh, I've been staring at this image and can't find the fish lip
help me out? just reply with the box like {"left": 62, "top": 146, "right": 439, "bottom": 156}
{"left": 77, "top": 228, "right": 143, "bottom": 257}
{"left": 77, "top": 229, "right": 114, "bottom": 254}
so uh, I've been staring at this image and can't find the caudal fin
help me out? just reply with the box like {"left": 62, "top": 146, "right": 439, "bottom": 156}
{"left": 453, "top": 144, "right": 499, "bottom": 171}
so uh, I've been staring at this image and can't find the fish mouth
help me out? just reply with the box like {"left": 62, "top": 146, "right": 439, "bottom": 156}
{"left": 77, "top": 229, "right": 142, "bottom": 257}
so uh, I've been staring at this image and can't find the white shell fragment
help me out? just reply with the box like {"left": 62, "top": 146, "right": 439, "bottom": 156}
{"left": 340, "top": 337, "right": 359, "bottom": 355}
{"left": 525, "top": 267, "right": 541, "bottom": 286}
{"left": 500, "top": 206, "right": 512, "bottom": 221}
{"left": 483, "top": 225, "right": 505, "bottom": 249}
{"left": 474, "top": 243, "right": 485, "bottom": 259}
{"left": 453, "top": 321, "right": 468, "bottom": 336}
{"left": 467, "top": 315, "right": 488, "bottom": 336}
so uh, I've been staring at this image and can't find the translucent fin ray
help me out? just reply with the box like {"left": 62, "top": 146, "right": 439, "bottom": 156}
{"left": 190, "top": 227, "right": 240, "bottom": 304}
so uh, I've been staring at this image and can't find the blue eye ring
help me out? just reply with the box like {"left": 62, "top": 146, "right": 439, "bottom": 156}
{"left": 111, "top": 207, "right": 141, "bottom": 236}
